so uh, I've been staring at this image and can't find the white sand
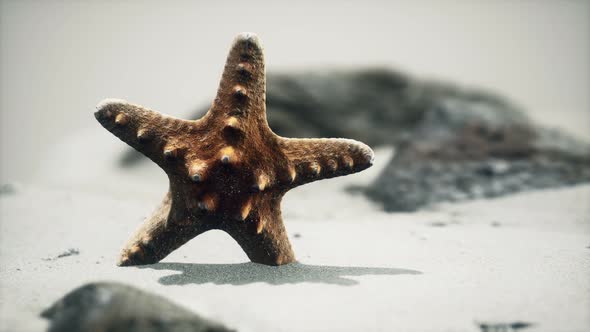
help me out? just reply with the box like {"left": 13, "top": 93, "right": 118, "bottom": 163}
{"left": 1, "top": 141, "right": 589, "bottom": 332}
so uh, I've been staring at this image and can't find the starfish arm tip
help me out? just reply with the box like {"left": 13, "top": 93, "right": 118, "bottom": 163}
{"left": 353, "top": 140, "right": 375, "bottom": 167}
{"left": 233, "top": 32, "right": 261, "bottom": 47}
{"left": 95, "top": 98, "right": 128, "bottom": 111}
{"left": 94, "top": 99, "right": 196, "bottom": 170}
{"left": 281, "top": 137, "right": 375, "bottom": 186}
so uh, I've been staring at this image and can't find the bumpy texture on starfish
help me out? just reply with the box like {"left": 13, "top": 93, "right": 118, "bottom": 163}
{"left": 95, "top": 33, "right": 375, "bottom": 266}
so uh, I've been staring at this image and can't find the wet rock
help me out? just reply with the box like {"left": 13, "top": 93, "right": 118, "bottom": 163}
{"left": 118, "top": 68, "right": 590, "bottom": 211}
{"left": 41, "top": 282, "right": 234, "bottom": 332}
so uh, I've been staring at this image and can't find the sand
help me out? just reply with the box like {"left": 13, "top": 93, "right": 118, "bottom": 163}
{"left": 1, "top": 139, "right": 589, "bottom": 331}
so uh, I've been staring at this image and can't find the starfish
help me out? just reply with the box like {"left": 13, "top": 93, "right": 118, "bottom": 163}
{"left": 94, "top": 33, "right": 374, "bottom": 266}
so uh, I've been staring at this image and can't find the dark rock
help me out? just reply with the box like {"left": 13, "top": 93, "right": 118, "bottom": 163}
{"left": 364, "top": 112, "right": 590, "bottom": 211}
{"left": 117, "top": 68, "right": 590, "bottom": 211}
{"left": 366, "top": 153, "right": 590, "bottom": 212}
{"left": 41, "top": 282, "right": 234, "bottom": 332}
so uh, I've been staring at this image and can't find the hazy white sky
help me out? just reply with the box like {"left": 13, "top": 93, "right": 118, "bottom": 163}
{"left": 1, "top": 0, "right": 589, "bottom": 182}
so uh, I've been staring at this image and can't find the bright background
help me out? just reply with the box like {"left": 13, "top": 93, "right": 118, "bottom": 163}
{"left": 1, "top": 0, "right": 589, "bottom": 183}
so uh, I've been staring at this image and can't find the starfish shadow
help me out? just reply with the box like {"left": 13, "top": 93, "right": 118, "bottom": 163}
{"left": 138, "top": 262, "right": 422, "bottom": 286}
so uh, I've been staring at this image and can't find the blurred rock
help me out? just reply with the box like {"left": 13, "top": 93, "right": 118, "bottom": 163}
{"left": 41, "top": 282, "right": 234, "bottom": 332}
{"left": 367, "top": 154, "right": 590, "bottom": 212}
{"left": 363, "top": 94, "right": 590, "bottom": 211}
{"left": 117, "top": 68, "right": 590, "bottom": 211}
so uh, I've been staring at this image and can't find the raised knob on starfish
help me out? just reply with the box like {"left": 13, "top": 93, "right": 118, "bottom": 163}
{"left": 94, "top": 32, "right": 375, "bottom": 266}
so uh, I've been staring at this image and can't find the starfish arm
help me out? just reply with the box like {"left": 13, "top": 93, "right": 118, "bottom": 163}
{"left": 280, "top": 137, "right": 375, "bottom": 187}
{"left": 118, "top": 192, "right": 211, "bottom": 266}
{"left": 223, "top": 195, "right": 296, "bottom": 265}
{"left": 209, "top": 33, "right": 267, "bottom": 121}
{"left": 94, "top": 99, "right": 197, "bottom": 169}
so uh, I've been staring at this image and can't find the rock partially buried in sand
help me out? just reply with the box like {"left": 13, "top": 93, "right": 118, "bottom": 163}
{"left": 265, "top": 70, "right": 590, "bottom": 211}
{"left": 41, "top": 282, "right": 234, "bottom": 332}
{"left": 363, "top": 106, "right": 590, "bottom": 211}
{"left": 95, "top": 33, "right": 374, "bottom": 266}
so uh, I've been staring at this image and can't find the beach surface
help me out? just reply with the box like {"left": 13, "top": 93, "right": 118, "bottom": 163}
{"left": 1, "top": 143, "right": 588, "bottom": 332}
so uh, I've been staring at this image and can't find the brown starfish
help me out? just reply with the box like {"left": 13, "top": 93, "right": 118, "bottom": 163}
{"left": 94, "top": 33, "right": 374, "bottom": 266}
